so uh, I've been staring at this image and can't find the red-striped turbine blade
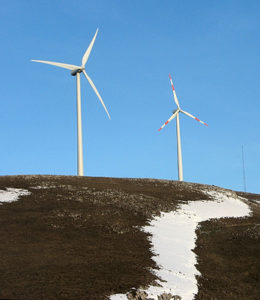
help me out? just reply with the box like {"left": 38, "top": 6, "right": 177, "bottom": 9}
{"left": 169, "top": 74, "right": 180, "bottom": 108}
{"left": 181, "top": 110, "right": 208, "bottom": 126}
{"left": 158, "top": 110, "right": 178, "bottom": 131}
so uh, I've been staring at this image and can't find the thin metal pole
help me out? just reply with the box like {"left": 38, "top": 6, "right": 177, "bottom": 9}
{"left": 242, "top": 145, "right": 246, "bottom": 192}
{"left": 176, "top": 112, "right": 183, "bottom": 181}
{"left": 76, "top": 72, "right": 84, "bottom": 176}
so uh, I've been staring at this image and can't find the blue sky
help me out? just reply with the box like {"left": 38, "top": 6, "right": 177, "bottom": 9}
{"left": 0, "top": 0, "right": 259, "bottom": 193}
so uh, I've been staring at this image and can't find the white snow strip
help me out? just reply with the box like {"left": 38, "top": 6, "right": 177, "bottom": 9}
{"left": 110, "top": 190, "right": 251, "bottom": 300}
{"left": 110, "top": 295, "right": 127, "bottom": 299}
{"left": 0, "top": 188, "right": 31, "bottom": 204}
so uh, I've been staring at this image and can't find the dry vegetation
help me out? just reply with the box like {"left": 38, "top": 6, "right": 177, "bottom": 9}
{"left": 194, "top": 192, "right": 260, "bottom": 300}
{"left": 0, "top": 175, "right": 258, "bottom": 299}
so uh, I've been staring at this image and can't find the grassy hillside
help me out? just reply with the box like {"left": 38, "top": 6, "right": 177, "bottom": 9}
{"left": 0, "top": 175, "right": 258, "bottom": 299}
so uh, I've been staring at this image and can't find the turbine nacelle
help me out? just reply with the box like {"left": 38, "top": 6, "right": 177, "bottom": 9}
{"left": 71, "top": 68, "right": 84, "bottom": 76}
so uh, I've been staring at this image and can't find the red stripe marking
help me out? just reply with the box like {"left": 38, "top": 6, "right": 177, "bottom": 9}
{"left": 165, "top": 121, "right": 169, "bottom": 125}
{"left": 158, "top": 128, "right": 162, "bottom": 131}
{"left": 195, "top": 118, "right": 200, "bottom": 122}
{"left": 205, "top": 123, "right": 208, "bottom": 126}
{"left": 169, "top": 74, "right": 175, "bottom": 89}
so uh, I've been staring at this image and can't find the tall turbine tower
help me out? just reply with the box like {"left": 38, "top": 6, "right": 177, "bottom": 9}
{"left": 31, "top": 29, "right": 110, "bottom": 176}
{"left": 158, "top": 74, "right": 208, "bottom": 181}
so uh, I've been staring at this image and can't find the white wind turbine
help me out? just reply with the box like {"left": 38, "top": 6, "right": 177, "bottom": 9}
{"left": 158, "top": 74, "right": 208, "bottom": 181}
{"left": 31, "top": 29, "right": 110, "bottom": 176}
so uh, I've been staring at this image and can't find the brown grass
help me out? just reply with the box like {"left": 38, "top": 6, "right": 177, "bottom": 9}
{"left": 194, "top": 193, "right": 260, "bottom": 300}
{"left": 0, "top": 175, "right": 258, "bottom": 299}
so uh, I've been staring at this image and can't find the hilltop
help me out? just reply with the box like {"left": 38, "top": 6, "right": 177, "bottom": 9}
{"left": 0, "top": 175, "right": 259, "bottom": 299}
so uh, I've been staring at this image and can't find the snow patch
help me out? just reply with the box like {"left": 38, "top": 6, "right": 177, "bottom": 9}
{"left": 110, "top": 295, "right": 127, "bottom": 299}
{"left": 110, "top": 189, "right": 251, "bottom": 300}
{"left": 0, "top": 188, "right": 31, "bottom": 204}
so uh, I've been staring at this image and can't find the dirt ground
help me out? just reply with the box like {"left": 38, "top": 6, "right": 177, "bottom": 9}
{"left": 0, "top": 175, "right": 259, "bottom": 299}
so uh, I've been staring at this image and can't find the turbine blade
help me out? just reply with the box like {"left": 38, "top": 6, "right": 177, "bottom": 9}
{"left": 158, "top": 110, "right": 178, "bottom": 131}
{"left": 82, "top": 29, "right": 99, "bottom": 67}
{"left": 181, "top": 110, "right": 208, "bottom": 126}
{"left": 83, "top": 70, "right": 111, "bottom": 119}
{"left": 169, "top": 74, "right": 180, "bottom": 109}
{"left": 31, "top": 60, "right": 80, "bottom": 70}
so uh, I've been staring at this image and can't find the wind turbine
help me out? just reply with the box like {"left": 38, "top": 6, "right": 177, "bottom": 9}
{"left": 158, "top": 74, "right": 208, "bottom": 181}
{"left": 31, "top": 29, "right": 110, "bottom": 176}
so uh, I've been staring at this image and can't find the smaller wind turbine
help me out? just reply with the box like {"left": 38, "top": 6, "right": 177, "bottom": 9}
{"left": 158, "top": 74, "right": 208, "bottom": 181}
{"left": 31, "top": 29, "right": 110, "bottom": 176}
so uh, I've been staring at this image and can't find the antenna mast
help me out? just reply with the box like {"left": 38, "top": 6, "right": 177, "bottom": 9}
{"left": 242, "top": 145, "right": 247, "bottom": 192}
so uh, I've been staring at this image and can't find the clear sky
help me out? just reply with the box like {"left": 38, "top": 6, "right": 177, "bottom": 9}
{"left": 0, "top": 0, "right": 259, "bottom": 193}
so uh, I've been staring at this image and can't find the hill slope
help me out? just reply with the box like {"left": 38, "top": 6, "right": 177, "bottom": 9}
{"left": 0, "top": 175, "right": 259, "bottom": 299}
